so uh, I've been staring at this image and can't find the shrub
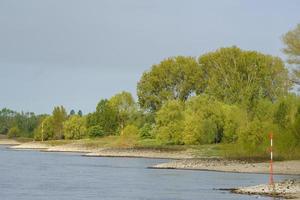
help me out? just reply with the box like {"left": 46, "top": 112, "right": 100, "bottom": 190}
{"left": 7, "top": 127, "right": 20, "bottom": 138}
{"left": 118, "top": 124, "right": 139, "bottom": 147}
{"left": 88, "top": 125, "right": 104, "bottom": 138}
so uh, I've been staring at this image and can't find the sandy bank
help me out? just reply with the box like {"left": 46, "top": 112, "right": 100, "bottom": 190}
{"left": 85, "top": 148, "right": 194, "bottom": 159}
{"left": 0, "top": 139, "right": 21, "bottom": 145}
{"left": 231, "top": 179, "right": 300, "bottom": 199}
{"left": 150, "top": 159, "right": 300, "bottom": 175}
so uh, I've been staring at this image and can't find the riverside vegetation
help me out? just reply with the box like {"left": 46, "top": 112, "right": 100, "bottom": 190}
{"left": 1, "top": 24, "right": 300, "bottom": 160}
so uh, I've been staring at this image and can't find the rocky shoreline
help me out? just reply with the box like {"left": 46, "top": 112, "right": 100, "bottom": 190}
{"left": 150, "top": 158, "right": 300, "bottom": 175}
{"left": 231, "top": 179, "right": 300, "bottom": 199}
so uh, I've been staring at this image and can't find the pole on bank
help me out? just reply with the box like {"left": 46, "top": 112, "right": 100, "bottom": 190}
{"left": 269, "top": 132, "right": 274, "bottom": 186}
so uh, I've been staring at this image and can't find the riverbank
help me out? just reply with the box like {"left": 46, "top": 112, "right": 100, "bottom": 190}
{"left": 231, "top": 179, "right": 300, "bottom": 199}
{"left": 150, "top": 159, "right": 300, "bottom": 175}
{"left": 2, "top": 138, "right": 300, "bottom": 175}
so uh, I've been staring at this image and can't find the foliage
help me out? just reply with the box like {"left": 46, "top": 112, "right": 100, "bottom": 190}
{"left": 63, "top": 115, "right": 87, "bottom": 139}
{"left": 34, "top": 116, "right": 55, "bottom": 141}
{"left": 52, "top": 106, "right": 68, "bottom": 139}
{"left": 155, "top": 100, "right": 185, "bottom": 144}
{"left": 109, "top": 91, "right": 137, "bottom": 134}
{"left": 7, "top": 126, "right": 21, "bottom": 138}
{"left": 86, "top": 99, "right": 118, "bottom": 135}
{"left": 139, "top": 123, "right": 154, "bottom": 139}
{"left": 87, "top": 125, "right": 105, "bottom": 138}
{"left": 137, "top": 56, "right": 202, "bottom": 111}
{"left": 282, "top": 23, "right": 300, "bottom": 64}
{"left": 198, "top": 47, "right": 290, "bottom": 108}
{"left": 118, "top": 124, "right": 139, "bottom": 147}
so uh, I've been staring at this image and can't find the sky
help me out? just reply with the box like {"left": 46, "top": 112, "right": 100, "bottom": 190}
{"left": 0, "top": 0, "right": 299, "bottom": 114}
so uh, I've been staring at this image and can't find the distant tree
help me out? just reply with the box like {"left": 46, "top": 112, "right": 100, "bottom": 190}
{"left": 52, "top": 106, "right": 67, "bottom": 139}
{"left": 109, "top": 91, "right": 137, "bottom": 135}
{"left": 282, "top": 24, "right": 300, "bottom": 84}
{"left": 198, "top": 47, "right": 290, "bottom": 108}
{"left": 86, "top": 99, "right": 118, "bottom": 135}
{"left": 118, "top": 124, "right": 139, "bottom": 147}
{"left": 34, "top": 116, "right": 55, "bottom": 141}
{"left": 7, "top": 126, "right": 20, "bottom": 138}
{"left": 69, "top": 109, "right": 76, "bottom": 116}
{"left": 0, "top": 108, "right": 17, "bottom": 134}
{"left": 78, "top": 110, "right": 83, "bottom": 117}
{"left": 63, "top": 115, "right": 87, "bottom": 139}
{"left": 87, "top": 125, "right": 104, "bottom": 137}
{"left": 137, "top": 56, "right": 202, "bottom": 111}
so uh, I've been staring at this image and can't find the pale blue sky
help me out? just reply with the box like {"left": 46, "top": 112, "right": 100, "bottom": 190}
{"left": 0, "top": 0, "right": 299, "bottom": 114}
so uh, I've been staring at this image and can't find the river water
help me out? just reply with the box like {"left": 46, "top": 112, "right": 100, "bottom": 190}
{"left": 0, "top": 145, "right": 295, "bottom": 200}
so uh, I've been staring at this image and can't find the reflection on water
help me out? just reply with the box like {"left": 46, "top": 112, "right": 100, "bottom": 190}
{"left": 0, "top": 146, "right": 295, "bottom": 200}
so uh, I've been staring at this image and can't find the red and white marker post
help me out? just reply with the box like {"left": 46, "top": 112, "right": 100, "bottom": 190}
{"left": 269, "top": 132, "right": 274, "bottom": 186}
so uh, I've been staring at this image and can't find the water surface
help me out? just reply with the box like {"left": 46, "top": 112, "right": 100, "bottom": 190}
{"left": 0, "top": 146, "right": 295, "bottom": 200}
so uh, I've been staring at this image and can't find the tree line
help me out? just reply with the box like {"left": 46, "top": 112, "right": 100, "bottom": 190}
{"left": 1, "top": 24, "right": 299, "bottom": 158}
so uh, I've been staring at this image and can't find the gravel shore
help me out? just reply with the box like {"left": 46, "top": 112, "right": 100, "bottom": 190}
{"left": 231, "top": 179, "right": 300, "bottom": 199}
{"left": 150, "top": 159, "right": 300, "bottom": 175}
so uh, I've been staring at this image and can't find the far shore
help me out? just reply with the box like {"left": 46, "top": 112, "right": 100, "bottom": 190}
{"left": 1, "top": 138, "right": 300, "bottom": 175}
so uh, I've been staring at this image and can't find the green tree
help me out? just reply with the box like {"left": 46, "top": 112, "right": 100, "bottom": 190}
{"left": 118, "top": 124, "right": 139, "bottom": 147}
{"left": 69, "top": 109, "right": 76, "bottom": 116}
{"left": 34, "top": 116, "right": 55, "bottom": 141}
{"left": 109, "top": 91, "right": 137, "bottom": 135}
{"left": 198, "top": 47, "right": 290, "bottom": 108}
{"left": 0, "top": 108, "right": 16, "bottom": 134}
{"left": 63, "top": 115, "right": 87, "bottom": 139}
{"left": 86, "top": 99, "right": 118, "bottom": 135}
{"left": 52, "top": 106, "right": 68, "bottom": 139}
{"left": 7, "top": 126, "right": 21, "bottom": 138}
{"left": 78, "top": 110, "right": 83, "bottom": 117}
{"left": 183, "top": 96, "right": 224, "bottom": 144}
{"left": 282, "top": 24, "right": 300, "bottom": 84}
{"left": 155, "top": 100, "right": 185, "bottom": 144}
{"left": 137, "top": 56, "right": 202, "bottom": 111}
{"left": 87, "top": 125, "right": 104, "bottom": 137}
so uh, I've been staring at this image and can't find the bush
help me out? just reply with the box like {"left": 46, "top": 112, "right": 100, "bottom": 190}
{"left": 63, "top": 115, "right": 87, "bottom": 139}
{"left": 118, "top": 125, "right": 139, "bottom": 147}
{"left": 88, "top": 125, "right": 105, "bottom": 138}
{"left": 155, "top": 100, "right": 185, "bottom": 144}
{"left": 139, "top": 123, "right": 153, "bottom": 139}
{"left": 7, "top": 127, "right": 20, "bottom": 138}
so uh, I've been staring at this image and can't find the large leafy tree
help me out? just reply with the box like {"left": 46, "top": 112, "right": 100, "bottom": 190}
{"left": 282, "top": 24, "right": 300, "bottom": 85}
{"left": 137, "top": 56, "right": 202, "bottom": 111}
{"left": 198, "top": 47, "right": 290, "bottom": 108}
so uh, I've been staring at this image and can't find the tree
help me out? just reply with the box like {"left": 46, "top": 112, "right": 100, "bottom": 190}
{"left": 52, "top": 106, "right": 67, "bottom": 139}
{"left": 109, "top": 91, "right": 137, "bottom": 135}
{"left": 86, "top": 99, "right": 118, "bottom": 135}
{"left": 87, "top": 125, "right": 104, "bottom": 138}
{"left": 7, "top": 126, "right": 20, "bottom": 138}
{"left": 155, "top": 100, "right": 185, "bottom": 144}
{"left": 78, "top": 110, "right": 83, "bottom": 117}
{"left": 34, "top": 116, "right": 55, "bottom": 141}
{"left": 0, "top": 108, "right": 17, "bottom": 134}
{"left": 118, "top": 124, "right": 139, "bottom": 147}
{"left": 63, "top": 115, "right": 87, "bottom": 139}
{"left": 137, "top": 56, "right": 202, "bottom": 111}
{"left": 69, "top": 109, "right": 76, "bottom": 116}
{"left": 198, "top": 47, "right": 290, "bottom": 108}
{"left": 282, "top": 24, "right": 300, "bottom": 84}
